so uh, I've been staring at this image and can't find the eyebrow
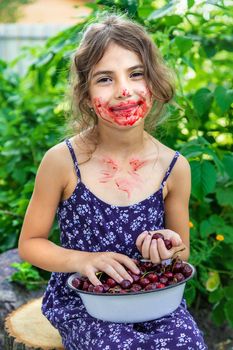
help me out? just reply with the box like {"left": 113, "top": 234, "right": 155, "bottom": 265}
{"left": 92, "top": 65, "right": 144, "bottom": 79}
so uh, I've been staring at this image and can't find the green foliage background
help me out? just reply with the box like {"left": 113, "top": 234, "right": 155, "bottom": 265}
{"left": 0, "top": 0, "right": 232, "bottom": 327}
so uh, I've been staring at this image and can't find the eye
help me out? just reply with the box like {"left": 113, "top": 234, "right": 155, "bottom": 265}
{"left": 96, "top": 77, "right": 112, "bottom": 84}
{"left": 130, "top": 71, "right": 144, "bottom": 78}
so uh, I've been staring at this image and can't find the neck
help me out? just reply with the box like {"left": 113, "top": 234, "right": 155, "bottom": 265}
{"left": 95, "top": 123, "right": 149, "bottom": 159}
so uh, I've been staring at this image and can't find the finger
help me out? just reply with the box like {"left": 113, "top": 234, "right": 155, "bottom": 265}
{"left": 161, "top": 229, "right": 182, "bottom": 246}
{"left": 116, "top": 254, "right": 140, "bottom": 275}
{"left": 170, "top": 243, "right": 186, "bottom": 257}
{"left": 104, "top": 264, "right": 127, "bottom": 284}
{"left": 157, "top": 238, "right": 172, "bottom": 260}
{"left": 170, "top": 234, "right": 182, "bottom": 247}
{"left": 150, "top": 239, "right": 160, "bottom": 264}
{"left": 136, "top": 231, "right": 149, "bottom": 251}
{"left": 87, "top": 270, "right": 103, "bottom": 287}
{"left": 141, "top": 233, "right": 153, "bottom": 259}
{"left": 112, "top": 261, "right": 134, "bottom": 283}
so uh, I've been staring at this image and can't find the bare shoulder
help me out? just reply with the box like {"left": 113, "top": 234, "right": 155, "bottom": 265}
{"left": 40, "top": 135, "right": 90, "bottom": 188}
{"left": 156, "top": 140, "right": 191, "bottom": 190}
{"left": 157, "top": 140, "right": 190, "bottom": 168}
{"left": 42, "top": 141, "right": 69, "bottom": 169}
{"left": 37, "top": 140, "right": 72, "bottom": 190}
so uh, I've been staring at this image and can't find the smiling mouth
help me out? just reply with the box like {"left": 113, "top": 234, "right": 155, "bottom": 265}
{"left": 110, "top": 104, "right": 139, "bottom": 112}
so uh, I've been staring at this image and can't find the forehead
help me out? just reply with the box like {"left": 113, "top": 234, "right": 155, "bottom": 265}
{"left": 92, "top": 42, "right": 142, "bottom": 73}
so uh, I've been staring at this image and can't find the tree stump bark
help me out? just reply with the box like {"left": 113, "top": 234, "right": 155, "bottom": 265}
{"left": 4, "top": 297, "right": 64, "bottom": 350}
{"left": 0, "top": 249, "right": 45, "bottom": 348}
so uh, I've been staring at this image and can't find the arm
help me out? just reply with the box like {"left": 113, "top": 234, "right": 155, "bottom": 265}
{"left": 18, "top": 145, "right": 83, "bottom": 272}
{"left": 163, "top": 154, "right": 191, "bottom": 261}
{"left": 136, "top": 154, "right": 191, "bottom": 262}
{"left": 18, "top": 144, "right": 139, "bottom": 285}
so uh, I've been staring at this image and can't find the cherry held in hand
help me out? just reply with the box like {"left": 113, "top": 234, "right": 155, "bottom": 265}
{"left": 151, "top": 232, "right": 172, "bottom": 250}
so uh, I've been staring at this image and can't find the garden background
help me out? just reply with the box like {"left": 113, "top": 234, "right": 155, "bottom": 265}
{"left": 0, "top": 0, "right": 232, "bottom": 348}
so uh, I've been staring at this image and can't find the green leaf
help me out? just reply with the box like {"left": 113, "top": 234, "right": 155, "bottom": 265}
{"left": 174, "top": 36, "right": 193, "bottom": 55}
{"left": 208, "top": 288, "right": 224, "bottom": 304}
{"left": 187, "top": 0, "right": 194, "bottom": 8}
{"left": 184, "top": 279, "right": 196, "bottom": 305}
{"left": 209, "top": 215, "right": 225, "bottom": 227}
{"left": 206, "top": 271, "right": 220, "bottom": 292}
{"left": 190, "top": 160, "right": 217, "bottom": 200}
{"left": 224, "top": 299, "right": 233, "bottom": 327}
{"left": 193, "top": 88, "right": 213, "bottom": 117}
{"left": 212, "top": 300, "right": 226, "bottom": 326}
{"left": 216, "top": 185, "right": 233, "bottom": 208}
{"left": 164, "top": 15, "right": 182, "bottom": 27}
{"left": 224, "top": 286, "right": 233, "bottom": 300}
{"left": 222, "top": 154, "right": 233, "bottom": 179}
{"left": 181, "top": 56, "right": 195, "bottom": 70}
{"left": 33, "top": 52, "right": 55, "bottom": 68}
{"left": 148, "top": 1, "right": 175, "bottom": 20}
{"left": 214, "top": 86, "right": 233, "bottom": 114}
{"left": 200, "top": 220, "right": 213, "bottom": 238}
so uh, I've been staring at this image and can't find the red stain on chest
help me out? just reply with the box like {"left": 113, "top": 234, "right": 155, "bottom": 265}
{"left": 99, "top": 156, "right": 148, "bottom": 198}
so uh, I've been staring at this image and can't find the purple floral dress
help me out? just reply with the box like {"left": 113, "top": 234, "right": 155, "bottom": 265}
{"left": 42, "top": 139, "right": 207, "bottom": 350}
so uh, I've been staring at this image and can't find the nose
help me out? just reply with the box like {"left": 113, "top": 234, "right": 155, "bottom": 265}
{"left": 115, "top": 80, "right": 132, "bottom": 99}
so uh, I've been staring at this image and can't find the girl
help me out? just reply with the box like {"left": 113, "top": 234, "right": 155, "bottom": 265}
{"left": 18, "top": 14, "right": 207, "bottom": 350}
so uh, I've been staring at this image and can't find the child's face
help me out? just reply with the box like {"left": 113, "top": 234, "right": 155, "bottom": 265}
{"left": 88, "top": 42, "right": 153, "bottom": 128}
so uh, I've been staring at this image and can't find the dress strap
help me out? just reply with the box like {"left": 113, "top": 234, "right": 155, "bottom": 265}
{"left": 161, "top": 151, "right": 180, "bottom": 188}
{"left": 65, "top": 139, "right": 81, "bottom": 180}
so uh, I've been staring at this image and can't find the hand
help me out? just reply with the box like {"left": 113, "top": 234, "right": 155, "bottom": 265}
{"left": 76, "top": 251, "right": 140, "bottom": 286}
{"left": 136, "top": 229, "right": 184, "bottom": 264}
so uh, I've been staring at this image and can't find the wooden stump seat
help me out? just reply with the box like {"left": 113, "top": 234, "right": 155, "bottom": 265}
{"left": 4, "top": 297, "right": 64, "bottom": 350}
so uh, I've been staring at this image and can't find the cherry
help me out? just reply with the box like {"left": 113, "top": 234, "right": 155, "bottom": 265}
{"left": 70, "top": 259, "right": 193, "bottom": 294}
{"left": 82, "top": 281, "right": 90, "bottom": 291}
{"left": 164, "top": 272, "right": 174, "bottom": 280}
{"left": 173, "top": 273, "right": 185, "bottom": 282}
{"left": 72, "top": 278, "right": 82, "bottom": 289}
{"left": 159, "top": 276, "right": 168, "bottom": 285}
{"left": 152, "top": 233, "right": 164, "bottom": 240}
{"left": 152, "top": 233, "right": 172, "bottom": 250}
{"left": 164, "top": 239, "right": 172, "bottom": 250}
{"left": 102, "top": 283, "right": 110, "bottom": 292}
{"left": 119, "top": 289, "right": 127, "bottom": 294}
{"left": 131, "top": 274, "right": 140, "bottom": 283}
{"left": 120, "top": 279, "right": 132, "bottom": 289}
{"left": 131, "top": 284, "right": 142, "bottom": 292}
{"left": 139, "top": 277, "right": 150, "bottom": 287}
{"left": 88, "top": 284, "right": 94, "bottom": 292}
{"left": 172, "top": 261, "right": 183, "bottom": 273}
{"left": 182, "top": 264, "right": 193, "bottom": 277}
{"left": 143, "top": 262, "right": 153, "bottom": 269}
{"left": 145, "top": 283, "right": 157, "bottom": 291}
{"left": 147, "top": 273, "right": 158, "bottom": 283}
{"left": 106, "top": 278, "right": 117, "bottom": 288}
{"left": 93, "top": 285, "right": 104, "bottom": 293}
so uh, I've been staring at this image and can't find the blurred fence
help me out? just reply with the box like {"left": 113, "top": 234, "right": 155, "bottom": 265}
{"left": 0, "top": 23, "right": 68, "bottom": 75}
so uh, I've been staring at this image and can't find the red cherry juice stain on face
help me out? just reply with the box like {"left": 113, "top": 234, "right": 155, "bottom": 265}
{"left": 93, "top": 96, "right": 150, "bottom": 127}
{"left": 122, "top": 89, "right": 130, "bottom": 97}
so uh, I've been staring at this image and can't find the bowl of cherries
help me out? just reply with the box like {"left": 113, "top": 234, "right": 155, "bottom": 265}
{"left": 67, "top": 235, "right": 195, "bottom": 323}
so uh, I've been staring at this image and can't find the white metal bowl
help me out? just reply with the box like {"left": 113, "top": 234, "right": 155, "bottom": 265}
{"left": 67, "top": 263, "right": 195, "bottom": 323}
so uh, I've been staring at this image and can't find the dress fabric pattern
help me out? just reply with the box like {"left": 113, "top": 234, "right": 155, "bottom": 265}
{"left": 41, "top": 139, "right": 207, "bottom": 350}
